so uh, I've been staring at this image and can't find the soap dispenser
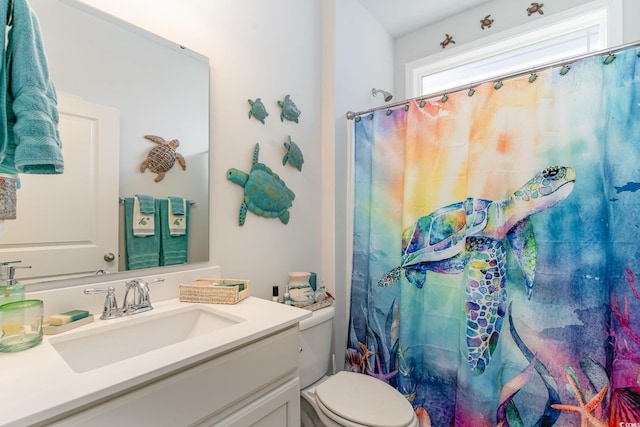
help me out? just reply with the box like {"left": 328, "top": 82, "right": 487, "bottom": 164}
{"left": 0, "top": 261, "right": 30, "bottom": 306}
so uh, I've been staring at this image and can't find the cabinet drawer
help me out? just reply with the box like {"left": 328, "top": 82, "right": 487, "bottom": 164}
{"left": 49, "top": 326, "right": 300, "bottom": 426}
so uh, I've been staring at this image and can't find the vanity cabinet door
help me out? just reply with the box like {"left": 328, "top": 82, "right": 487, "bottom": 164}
{"left": 199, "top": 377, "right": 300, "bottom": 427}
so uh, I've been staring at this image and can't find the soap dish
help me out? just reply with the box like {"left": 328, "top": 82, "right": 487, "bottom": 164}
{"left": 43, "top": 315, "right": 94, "bottom": 335}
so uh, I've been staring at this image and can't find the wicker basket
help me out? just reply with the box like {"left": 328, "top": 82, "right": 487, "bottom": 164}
{"left": 178, "top": 278, "right": 250, "bottom": 304}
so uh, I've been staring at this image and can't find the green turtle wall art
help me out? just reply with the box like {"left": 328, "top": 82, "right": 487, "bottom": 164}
{"left": 277, "top": 94, "right": 301, "bottom": 123}
{"left": 227, "top": 143, "right": 295, "bottom": 226}
{"left": 248, "top": 98, "right": 269, "bottom": 124}
{"left": 282, "top": 136, "right": 304, "bottom": 171}
{"left": 378, "top": 165, "right": 576, "bottom": 375}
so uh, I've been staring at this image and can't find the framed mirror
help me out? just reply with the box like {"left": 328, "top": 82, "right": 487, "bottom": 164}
{"left": 0, "top": 0, "right": 210, "bottom": 284}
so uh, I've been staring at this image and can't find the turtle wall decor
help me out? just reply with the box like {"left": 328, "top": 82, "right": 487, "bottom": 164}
{"left": 277, "top": 94, "right": 301, "bottom": 123}
{"left": 248, "top": 98, "right": 269, "bottom": 124}
{"left": 480, "top": 15, "right": 494, "bottom": 30}
{"left": 440, "top": 34, "right": 455, "bottom": 49}
{"left": 527, "top": 2, "right": 544, "bottom": 15}
{"left": 227, "top": 143, "right": 295, "bottom": 226}
{"left": 140, "top": 135, "right": 186, "bottom": 182}
{"left": 282, "top": 136, "right": 304, "bottom": 171}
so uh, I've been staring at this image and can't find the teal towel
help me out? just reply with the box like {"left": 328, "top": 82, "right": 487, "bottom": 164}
{"left": 124, "top": 198, "right": 159, "bottom": 270}
{"left": 1, "top": 0, "right": 64, "bottom": 175}
{"left": 168, "top": 196, "right": 185, "bottom": 215}
{"left": 157, "top": 199, "right": 189, "bottom": 266}
{"left": 135, "top": 194, "right": 155, "bottom": 214}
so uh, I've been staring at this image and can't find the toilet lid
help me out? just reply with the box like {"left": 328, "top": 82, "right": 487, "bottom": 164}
{"left": 315, "top": 371, "right": 415, "bottom": 427}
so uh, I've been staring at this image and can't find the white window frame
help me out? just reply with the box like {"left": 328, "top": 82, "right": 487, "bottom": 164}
{"left": 405, "top": 0, "right": 623, "bottom": 98}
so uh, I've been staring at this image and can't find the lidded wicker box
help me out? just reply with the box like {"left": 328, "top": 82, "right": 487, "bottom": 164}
{"left": 178, "top": 278, "right": 250, "bottom": 304}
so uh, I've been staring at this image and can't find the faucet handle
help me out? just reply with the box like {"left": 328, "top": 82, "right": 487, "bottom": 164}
{"left": 123, "top": 277, "right": 164, "bottom": 314}
{"left": 85, "top": 287, "right": 120, "bottom": 319}
{"left": 141, "top": 277, "right": 165, "bottom": 308}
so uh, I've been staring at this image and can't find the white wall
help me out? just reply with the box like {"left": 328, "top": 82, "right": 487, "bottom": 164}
{"left": 394, "top": 0, "right": 640, "bottom": 99}
{"left": 76, "top": 0, "right": 324, "bottom": 301}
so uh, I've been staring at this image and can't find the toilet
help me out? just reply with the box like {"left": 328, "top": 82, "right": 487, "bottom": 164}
{"left": 299, "top": 306, "right": 418, "bottom": 427}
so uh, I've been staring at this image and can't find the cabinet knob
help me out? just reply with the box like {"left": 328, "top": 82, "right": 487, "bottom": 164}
{"left": 104, "top": 252, "right": 116, "bottom": 262}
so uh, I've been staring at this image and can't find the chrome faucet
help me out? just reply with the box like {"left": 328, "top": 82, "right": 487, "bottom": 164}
{"left": 85, "top": 277, "right": 164, "bottom": 320}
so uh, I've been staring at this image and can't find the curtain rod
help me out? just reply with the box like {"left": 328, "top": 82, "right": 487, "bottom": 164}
{"left": 346, "top": 40, "right": 640, "bottom": 120}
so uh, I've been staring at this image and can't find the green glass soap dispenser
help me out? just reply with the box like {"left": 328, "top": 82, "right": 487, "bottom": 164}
{"left": 0, "top": 261, "right": 30, "bottom": 306}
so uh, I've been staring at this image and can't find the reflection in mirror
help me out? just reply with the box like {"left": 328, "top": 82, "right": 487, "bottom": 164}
{"left": 0, "top": 0, "right": 209, "bottom": 285}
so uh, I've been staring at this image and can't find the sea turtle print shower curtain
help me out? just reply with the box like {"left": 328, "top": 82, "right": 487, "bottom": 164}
{"left": 347, "top": 45, "right": 640, "bottom": 426}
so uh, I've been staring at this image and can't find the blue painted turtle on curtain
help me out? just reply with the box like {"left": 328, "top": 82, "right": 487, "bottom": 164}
{"left": 378, "top": 165, "right": 576, "bottom": 375}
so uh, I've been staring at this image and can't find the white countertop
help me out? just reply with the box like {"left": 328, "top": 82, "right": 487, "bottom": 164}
{"left": 0, "top": 296, "right": 311, "bottom": 427}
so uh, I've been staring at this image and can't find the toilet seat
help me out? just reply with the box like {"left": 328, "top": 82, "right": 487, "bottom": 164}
{"left": 314, "top": 371, "right": 416, "bottom": 427}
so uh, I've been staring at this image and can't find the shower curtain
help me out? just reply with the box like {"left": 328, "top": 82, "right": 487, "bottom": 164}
{"left": 347, "top": 45, "right": 640, "bottom": 427}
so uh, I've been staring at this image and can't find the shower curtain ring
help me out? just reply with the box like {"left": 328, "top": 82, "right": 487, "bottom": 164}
{"left": 604, "top": 53, "right": 616, "bottom": 65}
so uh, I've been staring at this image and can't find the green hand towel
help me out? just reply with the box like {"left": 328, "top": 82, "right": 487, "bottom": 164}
{"left": 124, "top": 198, "right": 159, "bottom": 270}
{"left": 157, "top": 199, "right": 189, "bottom": 266}
{"left": 168, "top": 196, "right": 185, "bottom": 215}
{"left": 135, "top": 194, "right": 155, "bottom": 214}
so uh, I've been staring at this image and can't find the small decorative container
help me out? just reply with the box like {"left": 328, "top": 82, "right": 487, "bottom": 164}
{"left": 287, "top": 272, "right": 315, "bottom": 308}
{"left": 178, "top": 278, "right": 250, "bottom": 305}
{"left": 0, "top": 299, "right": 43, "bottom": 352}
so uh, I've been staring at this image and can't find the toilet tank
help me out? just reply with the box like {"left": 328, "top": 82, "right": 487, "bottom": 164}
{"left": 298, "top": 305, "right": 335, "bottom": 389}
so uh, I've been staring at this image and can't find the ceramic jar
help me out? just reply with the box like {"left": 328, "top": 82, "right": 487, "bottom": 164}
{"left": 287, "top": 272, "right": 315, "bottom": 307}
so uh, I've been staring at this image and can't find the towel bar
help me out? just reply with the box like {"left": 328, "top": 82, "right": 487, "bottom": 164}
{"left": 118, "top": 197, "right": 195, "bottom": 206}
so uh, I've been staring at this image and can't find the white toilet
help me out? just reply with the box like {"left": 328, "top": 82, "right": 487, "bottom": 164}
{"left": 299, "top": 306, "right": 418, "bottom": 427}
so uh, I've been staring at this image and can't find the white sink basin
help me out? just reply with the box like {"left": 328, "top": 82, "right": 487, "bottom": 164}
{"left": 49, "top": 306, "right": 244, "bottom": 373}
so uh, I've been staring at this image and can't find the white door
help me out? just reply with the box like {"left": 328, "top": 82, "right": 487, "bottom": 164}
{"left": 0, "top": 93, "right": 120, "bottom": 282}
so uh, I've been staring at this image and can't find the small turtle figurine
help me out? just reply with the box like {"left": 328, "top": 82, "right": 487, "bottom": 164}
{"left": 527, "top": 3, "right": 544, "bottom": 15}
{"left": 440, "top": 34, "right": 455, "bottom": 49}
{"left": 227, "top": 143, "right": 296, "bottom": 226}
{"left": 282, "top": 136, "right": 304, "bottom": 171}
{"left": 140, "top": 135, "right": 186, "bottom": 182}
{"left": 277, "top": 94, "right": 301, "bottom": 123}
{"left": 248, "top": 98, "right": 269, "bottom": 124}
{"left": 480, "top": 15, "right": 494, "bottom": 30}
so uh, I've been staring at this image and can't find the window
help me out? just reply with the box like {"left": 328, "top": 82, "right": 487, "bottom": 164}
{"left": 405, "top": 0, "right": 623, "bottom": 98}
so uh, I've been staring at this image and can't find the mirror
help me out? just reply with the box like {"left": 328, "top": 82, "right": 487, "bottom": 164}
{"left": 0, "top": 0, "right": 209, "bottom": 284}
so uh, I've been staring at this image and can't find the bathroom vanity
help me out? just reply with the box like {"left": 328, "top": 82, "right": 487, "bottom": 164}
{"left": 0, "top": 269, "right": 310, "bottom": 427}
